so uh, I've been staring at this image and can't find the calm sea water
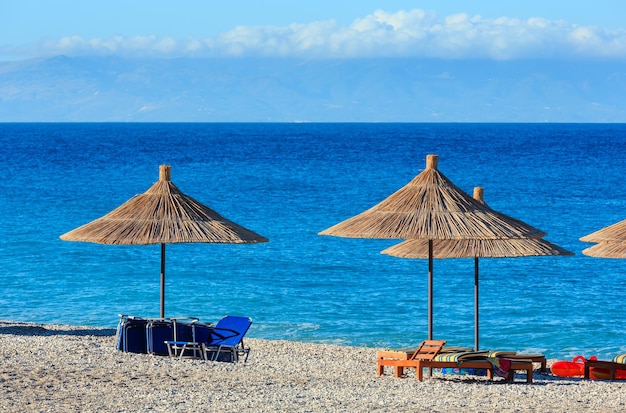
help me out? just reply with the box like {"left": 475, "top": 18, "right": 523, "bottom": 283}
{"left": 1, "top": 122, "right": 625, "bottom": 360}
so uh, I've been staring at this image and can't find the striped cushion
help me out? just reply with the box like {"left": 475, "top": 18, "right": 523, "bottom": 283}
{"left": 613, "top": 354, "right": 626, "bottom": 364}
{"left": 440, "top": 346, "right": 473, "bottom": 354}
{"left": 487, "top": 351, "right": 517, "bottom": 358}
{"left": 433, "top": 351, "right": 489, "bottom": 362}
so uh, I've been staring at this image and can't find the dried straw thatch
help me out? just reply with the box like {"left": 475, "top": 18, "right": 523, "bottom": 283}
{"left": 580, "top": 219, "right": 626, "bottom": 259}
{"left": 382, "top": 187, "right": 573, "bottom": 259}
{"left": 319, "top": 155, "right": 545, "bottom": 240}
{"left": 580, "top": 219, "right": 626, "bottom": 244}
{"left": 60, "top": 165, "right": 268, "bottom": 245}
{"left": 582, "top": 241, "right": 626, "bottom": 259}
{"left": 381, "top": 186, "right": 573, "bottom": 350}
{"left": 60, "top": 165, "right": 268, "bottom": 317}
{"left": 381, "top": 234, "right": 573, "bottom": 258}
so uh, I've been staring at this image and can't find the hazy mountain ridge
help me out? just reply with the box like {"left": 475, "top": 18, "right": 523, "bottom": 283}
{"left": 1, "top": 56, "right": 625, "bottom": 122}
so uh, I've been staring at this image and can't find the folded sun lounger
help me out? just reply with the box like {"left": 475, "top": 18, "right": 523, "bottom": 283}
{"left": 116, "top": 315, "right": 148, "bottom": 354}
{"left": 163, "top": 318, "right": 213, "bottom": 359}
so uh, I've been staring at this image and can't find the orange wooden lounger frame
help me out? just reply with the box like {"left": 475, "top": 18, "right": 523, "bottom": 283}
{"left": 377, "top": 348, "right": 535, "bottom": 383}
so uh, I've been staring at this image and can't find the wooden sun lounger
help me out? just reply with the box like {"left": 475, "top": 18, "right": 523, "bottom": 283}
{"left": 415, "top": 359, "right": 534, "bottom": 383}
{"left": 377, "top": 349, "right": 535, "bottom": 383}
{"left": 377, "top": 340, "right": 447, "bottom": 378}
{"left": 584, "top": 360, "right": 626, "bottom": 380}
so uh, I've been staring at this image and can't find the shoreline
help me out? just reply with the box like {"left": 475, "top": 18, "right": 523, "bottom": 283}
{"left": 1, "top": 320, "right": 625, "bottom": 412}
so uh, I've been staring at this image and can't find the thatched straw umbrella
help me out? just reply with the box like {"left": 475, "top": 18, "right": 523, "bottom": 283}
{"left": 581, "top": 242, "right": 626, "bottom": 258}
{"left": 319, "top": 154, "right": 546, "bottom": 341}
{"left": 381, "top": 187, "right": 573, "bottom": 350}
{"left": 580, "top": 219, "right": 626, "bottom": 258}
{"left": 60, "top": 165, "right": 268, "bottom": 318}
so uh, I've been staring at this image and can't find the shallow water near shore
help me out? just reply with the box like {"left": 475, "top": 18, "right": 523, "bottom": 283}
{"left": 0, "top": 122, "right": 625, "bottom": 360}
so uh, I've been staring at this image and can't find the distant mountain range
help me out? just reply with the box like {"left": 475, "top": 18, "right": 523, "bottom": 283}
{"left": 1, "top": 55, "right": 625, "bottom": 122}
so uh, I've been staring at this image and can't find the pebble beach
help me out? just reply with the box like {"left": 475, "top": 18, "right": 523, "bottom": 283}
{"left": 1, "top": 321, "right": 625, "bottom": 412}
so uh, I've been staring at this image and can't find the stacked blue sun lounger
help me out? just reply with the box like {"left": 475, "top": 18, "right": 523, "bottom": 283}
{"left": 115, "top": 314, "right": 252, "bottom": 363}
{"left": 115, "top": 314, "right": 212, "bottom": 356}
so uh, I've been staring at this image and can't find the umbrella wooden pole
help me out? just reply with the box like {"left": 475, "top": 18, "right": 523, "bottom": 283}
{"left": 473, "top": 187, "right": 483, "bottom": 351}
{"left": 160, "top": 243, "right": 166, "bottom": 318}
{"left": 428, "top": 239, "right": 433, "bottom": 340}
{"left": 160, "top": 164, "right": 171, "bottom": 181}
{"left": 474, "top": 256, "right": 479, "bottom": 351}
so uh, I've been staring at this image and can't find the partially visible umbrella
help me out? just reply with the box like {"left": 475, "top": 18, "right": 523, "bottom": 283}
{"left": 382, "top": 187, "right": 573, "bottom": 350}
{"left": 580, "top": 219, "right": 626, "bottom": 258}
{"left": 319, "top": 154, "right": 546, "bottom": 340}
{"left": 61, "top": 165, "right": 268, "bottom": 317}
{"left": 582, "top": 242, "right": 626, "bottom": 258}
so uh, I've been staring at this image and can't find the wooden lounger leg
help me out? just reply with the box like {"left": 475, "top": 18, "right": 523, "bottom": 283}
{"left": 376, "top": 358, "right": 408, "bottom": 378}
{"left": 415, "top": 362, "right": 424, "bottom": 381}
{"left": 507, "top": 364, "right": 533, "bottom": 383}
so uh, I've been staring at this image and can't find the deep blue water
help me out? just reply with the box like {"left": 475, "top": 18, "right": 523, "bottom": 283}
{"left": 0, "top": 122, "right": 625, "bottom": 360}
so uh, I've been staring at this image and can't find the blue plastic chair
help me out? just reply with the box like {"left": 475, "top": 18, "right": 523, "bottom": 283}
{"left": 201, "top": 316, "right": 252, "bottom": 362}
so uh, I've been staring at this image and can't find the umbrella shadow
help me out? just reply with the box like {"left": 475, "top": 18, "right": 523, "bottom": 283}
{"left": 0, "top": 322, "right": 116, "bottom": 337}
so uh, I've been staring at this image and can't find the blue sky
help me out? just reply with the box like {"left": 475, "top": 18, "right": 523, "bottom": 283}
{"left": 2, "top": 0, "right": 626, "bottom": 60}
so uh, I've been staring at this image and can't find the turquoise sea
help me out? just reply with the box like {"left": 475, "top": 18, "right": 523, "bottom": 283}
{"left": 0, "top": 122, "right": 625, "bottom": 360}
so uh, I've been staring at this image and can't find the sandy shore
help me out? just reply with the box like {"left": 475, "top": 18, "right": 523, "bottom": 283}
{"left": 1, "top": 321, "right": 625, "bottom": 412}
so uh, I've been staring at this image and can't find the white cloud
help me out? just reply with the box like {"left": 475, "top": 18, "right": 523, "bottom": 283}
{"left": 3, "top": 9, "right": 626, "bottom": 60}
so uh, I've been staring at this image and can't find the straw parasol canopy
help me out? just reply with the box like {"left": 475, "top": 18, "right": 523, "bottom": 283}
{"left": 382, "top": 236, "right": 573, "bottom": 258}
{"left": 382, "top": 187, "right": 573, "bottom": 350}
{"left": 319, "top": 155, "right": 545, "bottom": 241}
{"left": 60, "top": 165, "right": 268, "bottom": 317}
{"left": 382, "top": 187, "right": 572, "bottom": 259}
{"left": 580, "top": 219, "right": 626, "bottom": 258}
{"left": 582, "top": 242, "right": 626, "bottom": 258}
{"left": 319, "top": 154, "right": 548, "bottom": 341}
